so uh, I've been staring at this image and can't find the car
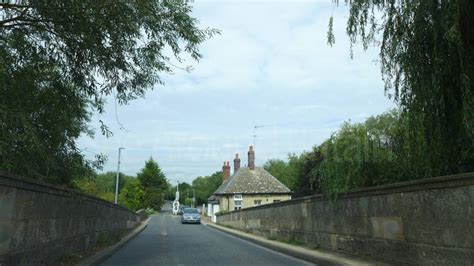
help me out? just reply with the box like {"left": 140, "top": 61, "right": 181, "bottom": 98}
{"left": 177, "top": 205, "right": 190, "bottom": 215}
{"left": 181, "top": 208, "right": 201, "bottom": 224}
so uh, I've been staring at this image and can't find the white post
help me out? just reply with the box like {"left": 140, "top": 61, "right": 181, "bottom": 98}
{"left": 114, "top": 147, "right": 125, "bottom": 204}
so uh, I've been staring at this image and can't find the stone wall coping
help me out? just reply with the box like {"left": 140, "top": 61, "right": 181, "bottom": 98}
{"left": 0, "top": 171, "right": 137, "bottom": 216}
{"left": 220, "top": 171, "right": 474, "bottom": 215}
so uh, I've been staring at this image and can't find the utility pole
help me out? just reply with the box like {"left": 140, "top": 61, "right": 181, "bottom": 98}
{"left": 114, "top": 147, "right": 125, "bottom": 204}
{"left": 192, "top": 189, "right": 195, "bottom": 208}
{"left": 176, "top": 181, "right": 180, "bottom": 202}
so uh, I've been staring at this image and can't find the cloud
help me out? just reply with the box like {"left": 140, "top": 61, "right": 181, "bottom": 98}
{"left": 77, "top": 1, "right": 395, "bottom": 184}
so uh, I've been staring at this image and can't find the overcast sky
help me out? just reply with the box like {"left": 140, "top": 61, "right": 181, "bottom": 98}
{"left": 77, "top": 0, "right": 394, "bottom": 185}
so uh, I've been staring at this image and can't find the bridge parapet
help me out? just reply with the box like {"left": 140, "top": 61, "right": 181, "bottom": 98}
{"left": 217, "top": 172, "right": 474, "bottom": 265}
{"left": 0, "top": 171, "right": 140, "bottom": 264}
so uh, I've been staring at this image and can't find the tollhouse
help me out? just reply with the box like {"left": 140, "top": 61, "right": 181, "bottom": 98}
{"left": 207, "top": 146, "right": 292, "bottom": 222}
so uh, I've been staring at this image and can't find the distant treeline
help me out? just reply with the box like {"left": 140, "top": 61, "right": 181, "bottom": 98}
{"left": 264, "top": 109, "right": 474, "bottom": 197}
{"left": 75, "top": 157, "right": 169, "bottom": 211}
{"left": 165, "top": 171, "right": 223, "bottom": 206}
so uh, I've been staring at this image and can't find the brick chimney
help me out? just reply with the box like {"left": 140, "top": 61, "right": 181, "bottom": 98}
{"left": 233, "top": 153, "right": 240, "bottom": 174}
{"left": 248, "top": 146, "right": 255, "bottom": 170}
{"left": 223, "top": 161, "right": 231, "bottom": 181}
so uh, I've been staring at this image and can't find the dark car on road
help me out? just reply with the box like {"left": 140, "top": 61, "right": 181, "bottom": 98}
{"left": 181, "top": 208, "right": 201, "bottom": 224}
{"left": 177, "top": 205, "right": 190, "bottom": 215}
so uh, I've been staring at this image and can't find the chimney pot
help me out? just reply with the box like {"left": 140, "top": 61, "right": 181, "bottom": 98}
{"left": 248, "top": 145, "right": 255, "bottom": 170}
{"left": 223, "top": 160, "right": 231, "bottom": 181}
{"left": 234, "top": 153, "right": 241, "bottom": 174}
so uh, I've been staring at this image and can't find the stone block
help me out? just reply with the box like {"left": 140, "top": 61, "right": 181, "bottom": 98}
{"left": 341, "top": 215, "right": 369, "bottom": 237}
{"left": 330, "top": 233, "right": 338, "bottom": 250}
{"left": 37, "top": 219, "right": 55, "bottom": 244}
{"left": 302, "top": 232, "right": 321, "bottom": 249}
{"left": 10, "top": 219, "right": 30, "bottom": 250}
{"left": 269, "top": 228, "right": 279, "bottom": 239}
{"left": 413, "top": 242, "right": 474, "bottom": 265}
{"left": 367, "top": 194, "right": 402, "bottom": 217}
{"left": 0, "top": 220, "right": 12, "bottom": 256}
{"left": 363, "top": 238, "right": 414, "bottom": 264}
{"left": 245, "top": 218, "right": 260, "bottom": 230}
{"left": 401, "top": 187, "right": 472, "bottom": 247}
{"left": 0, "top": 187, "right": 16, "bottom": 219}
{"left": 371, "top": 216, "right": 404, "bottom": 240}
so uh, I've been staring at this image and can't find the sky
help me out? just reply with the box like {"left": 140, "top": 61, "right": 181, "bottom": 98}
{"left": 77, "top": 0, "right": 394, "bottom": 185}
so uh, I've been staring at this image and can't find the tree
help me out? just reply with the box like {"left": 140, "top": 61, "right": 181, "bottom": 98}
{"left": 184, "top": 198, "right": 193, "bottom": 207}
{"left": 297, "top": 148, "right": 323, "bottom": 197}
{"left": 264, "top": 159, "right": 292, "bottom": 188}
{"left": 119, "top": 179, "right": 145, "bottom": 211}
{"left": 263, "top": 154, "right": 310, "bottom": 197}
{"left": 191, "top": 171, "right": 223, "bottom": 205}
{"left": 164, "top": 181, "right": 176, "bottom": 201}
{"left": 317, "top": 110, "right": 432, "bottom": 194}
{"left": 175, "top": 182, "right": 191, "bottom": 204}
{"left": 264, "top": 156, "right": 299, "bottom": 195}
{"left": 329, "top": 0, "right": 474, "bottom": 177}
{"left": 0, "top": 60, "right": 99, "bottom": 184}
{"left": 0, "top": 1, "right": 218, "bottom": 184}
{"left": 208, "top": 171, "right": 224, "bottom": 192}
{"left": 73, "top": 178, "right": 100, "bottom": 196}
{"left": 137, "top": 157, "right": 168, "bottom": 210}
{"left": 95, "top": 172, "right": 133, "bottom": 194}
{"left": 73, "top": 171, "right": 133, "bottom": 202}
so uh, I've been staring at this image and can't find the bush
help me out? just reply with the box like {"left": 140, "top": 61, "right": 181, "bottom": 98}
{"left": 119, "top": 179, "right": 144, "bottom": 211}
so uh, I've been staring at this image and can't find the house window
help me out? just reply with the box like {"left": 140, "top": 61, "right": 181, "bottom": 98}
{"left": 234, "top": 200, "right": 242, "bottom": 210}
{"left": 234, "top": 194, "right": 242, "bottom": 210}
{"left": 254, "top": 200, "right": 262, "bottom": 206}
{"left": 273, "top": 200, "right": 281, "bottom": 203}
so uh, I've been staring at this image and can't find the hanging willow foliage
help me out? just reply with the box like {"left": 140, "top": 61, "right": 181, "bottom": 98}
{"left": 329, "top": 0, "right": 474, "bottom": 176}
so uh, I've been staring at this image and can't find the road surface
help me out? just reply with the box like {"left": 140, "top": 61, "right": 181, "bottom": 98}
{"left": 101, "top": 204, "right": 313, "bottom": 266}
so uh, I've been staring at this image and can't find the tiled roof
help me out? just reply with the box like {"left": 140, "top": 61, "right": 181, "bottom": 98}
{"left": 213, "top": 167, "right": 291, "bottom": 195}
{"left": 207, "top": 195, "right": 219, "bottom": 203}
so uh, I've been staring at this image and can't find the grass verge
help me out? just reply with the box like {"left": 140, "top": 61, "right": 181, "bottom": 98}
{"left": 55, "top": 231, "right": 128, "bottom": 266}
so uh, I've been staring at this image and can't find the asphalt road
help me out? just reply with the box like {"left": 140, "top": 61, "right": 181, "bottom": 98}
{"left": 101, "top": 205, "right": 313, "bottom": 266}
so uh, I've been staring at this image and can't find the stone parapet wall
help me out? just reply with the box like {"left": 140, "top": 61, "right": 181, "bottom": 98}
{"left": 0, "top": 172, "right": 140, "bottom": 264}
{"left": 217, "top": 172, "right": 474, "bottom": 265}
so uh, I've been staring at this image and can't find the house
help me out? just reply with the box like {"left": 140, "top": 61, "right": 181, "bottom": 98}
{"left": 208, "top": 146, "right": 292, "bottom": 222}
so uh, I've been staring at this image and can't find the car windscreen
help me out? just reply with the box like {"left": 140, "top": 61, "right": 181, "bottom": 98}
{"left": 183, "top": 208, "right": 199, "bottom": 214}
